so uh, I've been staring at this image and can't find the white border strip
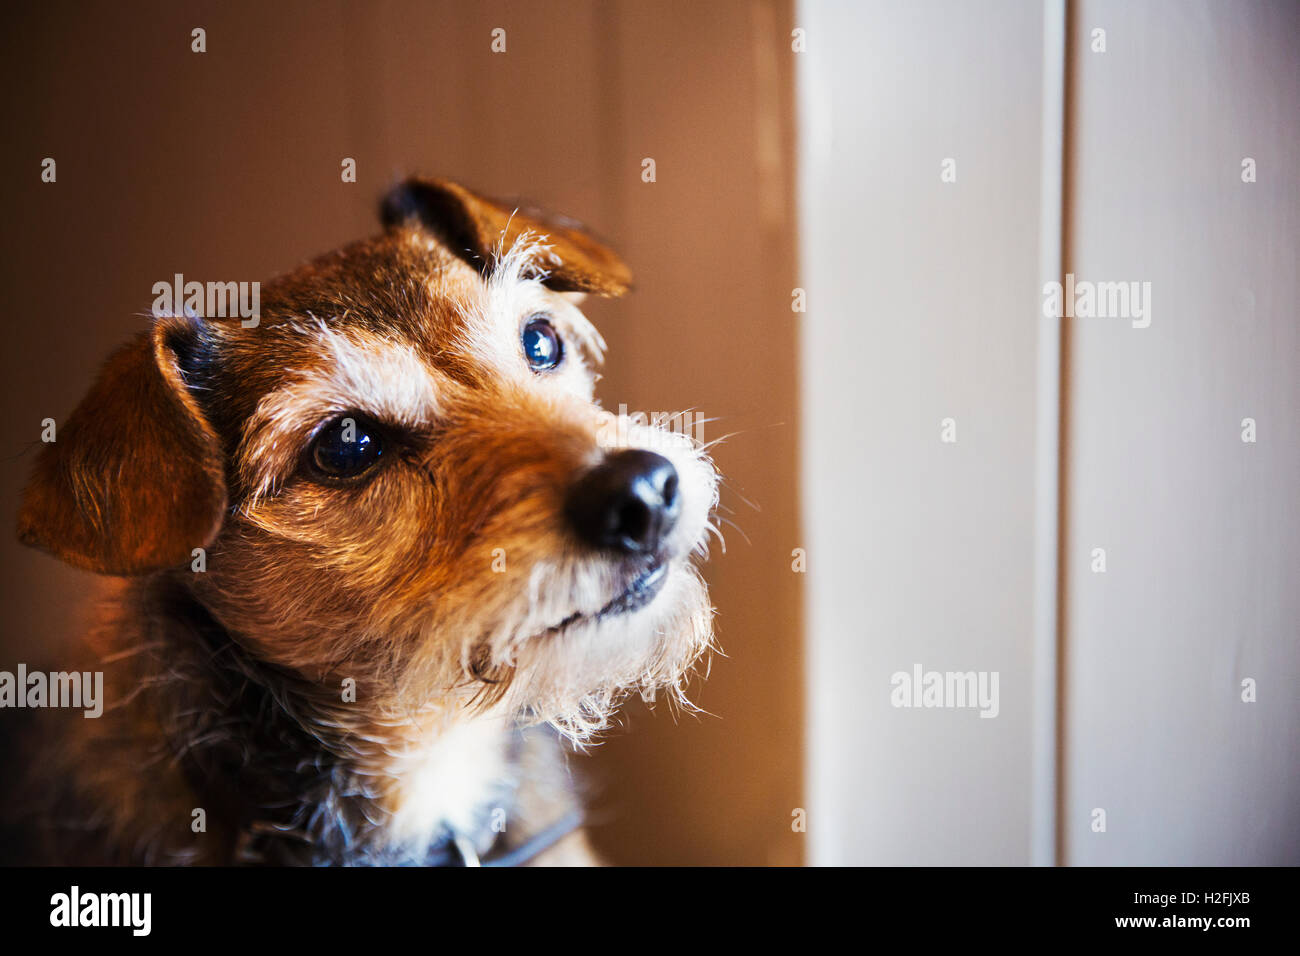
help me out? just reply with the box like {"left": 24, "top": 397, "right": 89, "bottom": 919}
{"left": 793, "top": 0, "right": 833, "bottom": 867}
{"left": 1031, "top": 0, "right": 1069, "bottom": 868}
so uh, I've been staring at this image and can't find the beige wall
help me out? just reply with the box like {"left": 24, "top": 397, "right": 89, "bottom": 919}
{"left": 797, "top": 0, "right": 1047, "bottom": 865}
{"left": 0, "top": 0, "right": 802, "bottom": 865}
{"left": 799, "top": 0, "right": 1299, "bottom": 865}
{"left": 1061, "top": 0, "right": 1300, "bottom": 865}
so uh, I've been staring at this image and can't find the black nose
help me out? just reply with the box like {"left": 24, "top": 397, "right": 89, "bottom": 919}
{"left": 566, "top": 450, "right": 681, "bottom": 554}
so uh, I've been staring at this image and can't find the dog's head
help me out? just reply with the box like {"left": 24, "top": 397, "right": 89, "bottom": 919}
{"left": 18, "top": 178, "right": 718, "bottom": 740}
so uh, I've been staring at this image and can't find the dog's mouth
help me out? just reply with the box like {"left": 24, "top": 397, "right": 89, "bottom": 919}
{"left": 545, "top": 560, "right": 669, "bottom": 636}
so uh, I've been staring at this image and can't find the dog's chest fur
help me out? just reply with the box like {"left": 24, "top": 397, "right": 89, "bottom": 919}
{"left": 385, "top": 716, "right": 512, "bottom": 851}
{"left": 21, "top": 577, "right": 587, "bottom": 866}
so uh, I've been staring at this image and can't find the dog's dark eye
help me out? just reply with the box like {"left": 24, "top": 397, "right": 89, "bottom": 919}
{"left": 309, "top": 415, "right": 384, "bottom": 479}
{"left": 522, "top": 317, "right": 563, "bottom": 371}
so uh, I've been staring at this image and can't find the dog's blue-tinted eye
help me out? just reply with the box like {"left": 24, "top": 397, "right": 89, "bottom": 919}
{"left": 522, "top": 318, "right": 562, "bottom": 371}
{"left": 311, "top": 417, "right": 383, "bottom": 478}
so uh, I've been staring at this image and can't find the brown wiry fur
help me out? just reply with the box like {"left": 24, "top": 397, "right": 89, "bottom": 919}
{"left": 10, "top": 179, "right": 718, "bottom": 865}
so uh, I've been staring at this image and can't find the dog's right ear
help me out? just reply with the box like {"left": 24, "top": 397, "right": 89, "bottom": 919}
{"left": 380, "top": 177, "right": 632, "bottom": 297}
{"left": 17, "top": 315, "right": 227, "bottom": 575}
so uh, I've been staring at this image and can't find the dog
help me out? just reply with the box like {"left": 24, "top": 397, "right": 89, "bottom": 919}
{"left": 9, "top": 178, "right": 719, "bottom": 865}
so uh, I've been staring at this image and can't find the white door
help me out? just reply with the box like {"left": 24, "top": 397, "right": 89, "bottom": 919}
{"left": 798, "top": 0, "right": 1299, "bottom": 865}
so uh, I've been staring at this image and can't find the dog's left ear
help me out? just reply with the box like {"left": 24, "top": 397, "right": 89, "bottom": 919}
{"left": 380, "top": 177, "right": 632, "bottom": 297}
{"left": 17, "top": 315, "right": 227, "bottom": 575}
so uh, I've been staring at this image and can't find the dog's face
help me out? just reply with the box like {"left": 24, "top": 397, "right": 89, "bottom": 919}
{"left": 19, "top": 179, "right": 717, "bottom": 739}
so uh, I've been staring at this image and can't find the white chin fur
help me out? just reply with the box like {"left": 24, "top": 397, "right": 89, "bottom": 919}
{"left": 506, "top": 560, "right": 714, "bottom": 742}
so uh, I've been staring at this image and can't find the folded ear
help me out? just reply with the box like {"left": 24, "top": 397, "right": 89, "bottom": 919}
{"left": 380, "top": 177, "right": 632, "bottom": 297}
{"left": 17, "top": 315, "right": 227, "bottom": 575}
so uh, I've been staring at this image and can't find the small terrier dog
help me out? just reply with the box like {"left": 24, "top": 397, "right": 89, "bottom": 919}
{"left": 11, "top": 178, "right": 719, "bottom": 865}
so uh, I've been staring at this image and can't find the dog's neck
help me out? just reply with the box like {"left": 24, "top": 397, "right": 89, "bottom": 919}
{"left": 132, "top": 577, "right": 516, "bottom": 865}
